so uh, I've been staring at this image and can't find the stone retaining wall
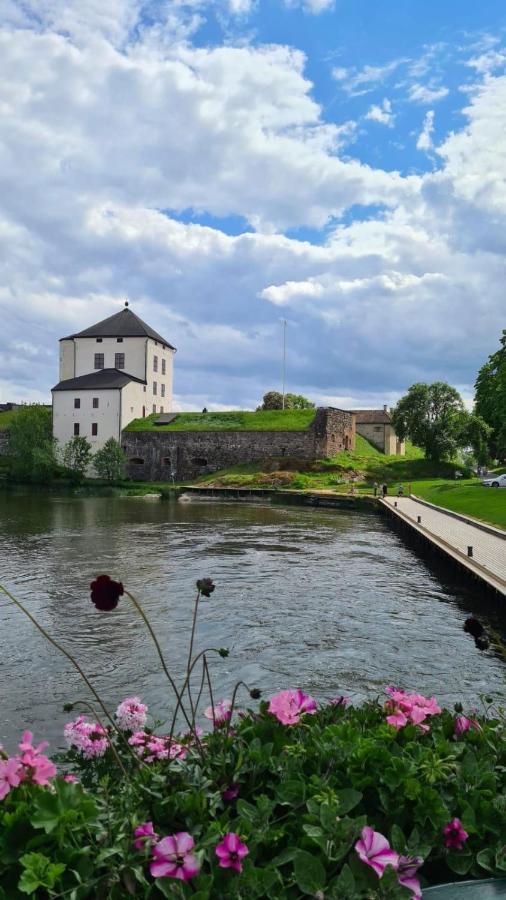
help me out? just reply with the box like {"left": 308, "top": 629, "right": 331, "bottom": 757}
{"left": 122, "top": 407, "right": 355, "bottom": 481}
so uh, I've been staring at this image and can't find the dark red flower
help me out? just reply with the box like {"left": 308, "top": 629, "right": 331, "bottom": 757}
{"left": 196, "top": 578, "right": 215, "bottom": 597}
{"left": 90, "top": 575, "right": 124, "bottom": 611}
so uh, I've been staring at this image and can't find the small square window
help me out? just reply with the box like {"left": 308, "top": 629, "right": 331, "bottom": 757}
{"left": 115, "top": 353, "right": 125, "bottom": 369}
{"left": 74, "top": 423, "right": 80, "bottom": 436}
{"left": 153, "top": 355, "right": 158, "bottom": 372}
{"left": 96, "top": 338, "right": 103, "bottom": 343}
{"left": 94, "top": 353, "right": 104, "bottom": 369}
{"left": 117, "top": 337, "right": 123, "bottom": 343}
{"left": 161, "top": 359, "right": 166, "bottom": 375}
{"left": 74, "top": 398, "right": 80, "bottom": 409}
{"left": 92, "top": 423, "right": 98, "bottom": 436}
{"left": 143, "top": 385, "right": 146, "bottom": 392}
{"left": 153, "top": 381, "right": 157, "bottom": 395}
{"left": 93, "top": 397, "right": 99, "bottom": 409}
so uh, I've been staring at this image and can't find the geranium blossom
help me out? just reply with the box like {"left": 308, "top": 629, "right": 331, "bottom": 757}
{"left": 17, "top": 732, "right": 57, "bottom": 786}
{"left": 115, "top": 697, "right": 148, "bottom": 732}
{"left": 0, "top": 758, "right": 22, "bottom": 801}
{"left": 454, "top": 715, "right": 479, "bottom": 737}
{"left": 397, "top": 855, "right": 423, "bottom": 899}
{"left": 385, "top": 687, "right": 441, "bottom": 731}
{"left": 268, "top": 689, "right": 317, "bottom": 725}
{"left": 204, "top": 700, "right": 232, "bottom": 726}
{"left": 64, "top": 716, "right": 109, "bottom": 759}
{"left": 128, "top": 732, "right": 187, "bottom": 763}
{"left": 150, "top": 832, "right": 199, "bottom": 881}
{"left": 443, "top": 818, "right": 469, "bottom": 850}
{"left": 215, "top": 832, "right": 249, "bottom": 873}
{"left": 134, "top": 821, "right": 158, "bottom": 850}
{"left": 222, "top": 783, "right": 240, "bottom": 801}
{"left": 355, "top": 826, "right": 399, "bottom": 878}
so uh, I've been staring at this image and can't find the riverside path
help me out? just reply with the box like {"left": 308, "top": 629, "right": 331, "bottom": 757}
{"left": 381, "top": 496, "right": 506, "bottom": 597}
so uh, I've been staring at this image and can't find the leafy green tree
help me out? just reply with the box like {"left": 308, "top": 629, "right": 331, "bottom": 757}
{"left": 392, "top": 382, "right": 473, "bottom": 462}
{"left": 61, "top": 436, "right": 93, "bottom": 483}
{"left": 475, "top": 330, "right": 506, "bottom": 460}
{"left": 456, "top": 412, "right": 492, "bottom": 467}
{"left": 8, "top": 404, "right": 57, "bottom": 482}
{"left": 257, "top": 391, "right": 315, "bottom": 410}
{"left": 92, "top": 438, "right": 125, "bottom": 481}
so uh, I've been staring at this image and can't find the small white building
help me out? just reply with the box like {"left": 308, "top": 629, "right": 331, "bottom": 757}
{"left": 52, "top": 304, "right": 176, "bottom": 451}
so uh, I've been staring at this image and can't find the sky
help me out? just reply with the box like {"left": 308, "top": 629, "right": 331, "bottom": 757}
{"left": 0, "top": 0, "right": 505, "bottom": 411}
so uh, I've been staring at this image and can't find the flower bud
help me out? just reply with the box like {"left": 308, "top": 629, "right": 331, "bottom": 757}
{"left": 218, "top": 648, "right": 229, "bottom": 658}
{"left": 249, "top": 688, "right": 262, "bottom": 700}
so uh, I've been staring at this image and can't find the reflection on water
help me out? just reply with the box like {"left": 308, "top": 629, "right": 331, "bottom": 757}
{"left": 1, "top": 491, "right": 505, "bottom": 749}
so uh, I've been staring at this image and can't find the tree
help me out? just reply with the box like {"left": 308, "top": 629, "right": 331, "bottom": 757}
{"left": 391, "top": 382, "right": 487, "bottom": 463}
{"left": 8, "top": 404, "right": 57, "bottom": 482}
{"left": 92, "top": 438, "right": 125, "bottom": 481}
{"left": 456, "top": 412, "right": 492, "bottom": 467}
{"left": 475, "top": 330, "right": 506, "bottom": 460}
{"left": 62, "top": 436, "right": 93, "bottom": 483}
{"left": 257, "top": 391, "right": 315, "bottom": 410}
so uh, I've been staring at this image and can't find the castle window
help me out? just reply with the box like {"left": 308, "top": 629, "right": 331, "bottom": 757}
{"left": 331, "top": 433, "right": 336, "bottom": 441}
{"left": 374, "top": 426, "right": 382, "bottom": 432}
{"left": 92, "top": 423, "right": 98, "bottom": 436}
{"left": 162, "top": 457, "right": 172, "bottom": 466}
{"left": 94, "top": 353, "right": 104, "bottom": 369}
{"left": 115, "top": 353, "right": 125, "bottom": 369}
{"left": 153, "top": 382, "right": 157, "bottom": 395}
{"left": 74, "top": 423, "right": 80, "bottom": 436}
{"left": 96, "top": 338, "right": 103, "bottom": 343}
{"left": 153, "top": 404, "right": 156, "bottom": 413}
{"left": 129, "top": 457, "right": 144, "bottom": 465}
{"left": 93, "top": 397, "right": 99, "bottom": 409}
{"left": 142, "top": 406, "right": 146, "bottom": 418}
{"left": 161, "top": 384, "right": 165, "bottom": 397}
{"left": 160, "top": 406, "right": 164, "bottom": 413}
{"left": 117, "top": 337, "right": 123, "bottom": 343}
{"left": 162, "top": 358, "right": 166, "bottom": 375}
{"left": 143, "top": 385, "right": 146, "bottom": 392}
{"left": 153, "top": 355, "right": 158, "bottom": 372}
{"left": 192, "top": 457, "right": 208, "bottom": 467}
{"left": 74, "top": 398, "right": 80, "bottom": 409}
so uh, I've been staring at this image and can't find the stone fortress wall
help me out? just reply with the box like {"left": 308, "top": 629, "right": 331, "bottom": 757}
{"left": 122, "top": 407, "right": 355, "bottom": 482}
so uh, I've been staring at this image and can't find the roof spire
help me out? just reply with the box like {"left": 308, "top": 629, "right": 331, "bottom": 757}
{"left": 125, "top": 300, "right": 129, "bottom": 307}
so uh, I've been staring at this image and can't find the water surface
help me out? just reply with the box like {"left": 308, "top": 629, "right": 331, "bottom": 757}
{"left": 1, "top": 491, "right": 505, "bottom": 750}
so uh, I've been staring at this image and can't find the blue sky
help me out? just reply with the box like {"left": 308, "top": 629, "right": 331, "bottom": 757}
{"left": 0, "top": 0, "right": 505, "bottom": 409}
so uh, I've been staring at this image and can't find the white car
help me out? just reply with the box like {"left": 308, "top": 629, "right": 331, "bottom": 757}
{"left": 481, "top": 473, "right": 506, "bottom": 488}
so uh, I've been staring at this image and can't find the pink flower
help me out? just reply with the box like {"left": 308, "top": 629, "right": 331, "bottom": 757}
{"left": 443, "top": 818, "right": 469, "bottom": 850}
{"left": 397, "top": 856, "right": 423, "bottom": 899}
{"left": 215, "top": 832, "right": 249, "bottom": 873}
{"left": 115, "top": 697, "right": 148, "bottom": 732}
{"left": 63, "top": 774, "right": 78, "bottom": 783}
{"left": 268, "top": 689, "right": 317, "bottom": 725}
{"left": 385, "top": 687, "right": 441, "bottom": 732}
{"left": 17, "top": 732, "right": 56, "bottom": 786}
{"left": 204, "top": 700, "right": 232, "bottom": 726}
{"left": 64, "top": 716, "right": 108, "bottom": 759}
{"left": 222, "top": 783, "right": 240, "bottom": 801}
{"left": 134, "top": 821, "right": 158, "bottom": 850}
{"left": 454, "top": 715, "right": 479, "bottom": 737}
{"left": 150, "top": 832, "right": 200, "bottom": 881}
{"left": 355, "top": 826, "right": 399, "bottom": 878}
{"left": 328, "top": 695, "right": 350, "bottom": 707}
{"left": 0, "top": 758, "right": 23, "bottom": 801}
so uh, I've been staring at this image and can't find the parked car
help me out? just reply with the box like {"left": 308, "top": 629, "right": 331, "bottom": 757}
{"left": 481, "top": 473, "right": 506, "bottom": 488}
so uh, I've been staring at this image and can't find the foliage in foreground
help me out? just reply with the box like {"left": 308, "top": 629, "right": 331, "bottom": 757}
{"left": 1, "top": 578, "right": 505, "bottom": 898}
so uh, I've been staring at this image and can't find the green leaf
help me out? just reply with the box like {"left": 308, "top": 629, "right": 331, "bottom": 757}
{"left": 236, "top": 799, "right": 259, "bottom": 824}
{"left": 329, "top": 863, "right": 355, "bottom": 899}
{"left": 447, "top": 851, "right": 473, "bottom": 875}
{"left": 496, "top": 846, "right": 506, "bottom": 871}
{"left": 391, "top": 824, "right": 406, "bottom": 853}
{"left": 476, "top": 848, "right": 495, "bottom": 872}
{"left": 270, "top": 847, "right": 297, "bottom": 867}
{"left": 18, "top": 853, "right": 66, "bottom": 894}
{"left": 336, "top": 789, "right": 362, "bottom": 815}
{"left": 303, "top": 824, "right": 324, "bottom": 840}
{"left": 293, "top": 850, "right": 326, "bottom": 895}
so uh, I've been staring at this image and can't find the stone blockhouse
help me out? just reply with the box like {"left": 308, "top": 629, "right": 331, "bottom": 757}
{"left": 122, "top": 407, "right": 355, "bottom": 481}
{"left": 352, "top": 406, "right": 405, "bottom": 456}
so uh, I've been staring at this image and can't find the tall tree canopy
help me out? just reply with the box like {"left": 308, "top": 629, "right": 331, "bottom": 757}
{"left": 391, "top": 382, "right": 490, "bottom": 463}
{"left": 474, "top": 330, "right": 506, "bottom": 461}
{"left": 8, "top": 404, "right": 57, "bottom": 482}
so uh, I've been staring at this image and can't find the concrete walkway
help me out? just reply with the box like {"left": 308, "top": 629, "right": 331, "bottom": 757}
{"left": 381, "top": 496, "right": 506, "bottom": 595}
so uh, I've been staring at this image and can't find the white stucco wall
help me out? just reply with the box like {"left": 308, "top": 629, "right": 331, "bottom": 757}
{"left": 74, "top": 337, "right": 148, "bottom": 380}
{"left": 145, "top": 340, "right": 174, "bottom": 415}
{"left": 59, "top": 340, "right": 75, "bottom": 380}
{"left": 52, "top": 389, "right": 121, "bottom": 451}
{"left": 120, "top": 380, "right": 148, "bottom": 431}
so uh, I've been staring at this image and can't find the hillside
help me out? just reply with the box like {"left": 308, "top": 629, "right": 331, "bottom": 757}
{"left": 125, "top": 409, "right": 317, "bottom": 432}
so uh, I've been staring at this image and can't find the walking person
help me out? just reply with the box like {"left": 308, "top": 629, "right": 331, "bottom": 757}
{"left": 397, "top": 484, "right": 404, "bottom": 497}
{"left": 382, "top": 483, "right": 388, "bottom": 498}
{"left": 373, "top": 481, "right": 378, "bottom": 497}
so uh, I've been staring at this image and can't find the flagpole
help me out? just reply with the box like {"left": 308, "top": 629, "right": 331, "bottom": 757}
{"left": 282, "top": 319, "right": 287, "bottom": 410}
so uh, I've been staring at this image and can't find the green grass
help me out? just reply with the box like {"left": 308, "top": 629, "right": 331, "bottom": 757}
{"left": 0, "top": 410, "right": 18, "bottom": 431}
{"left": 125, "top": 409, "right": 317, "bottom": 432}
{"left": 411, "top": 479, "right": 506, "bottom": 530}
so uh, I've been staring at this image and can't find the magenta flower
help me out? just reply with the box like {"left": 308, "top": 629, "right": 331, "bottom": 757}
{"left": 150, "top": 832, "right": 200, "bottom": 881}
{"left": 64, "top": 716, "right": 108, "bottom": 759}
{"left": 63, "top": 774, "right": 78, "bottom": 783}
{"left": 222, "top": 783, "right": 240, "bottom": 801}
{"left": 204, "top": 700, "right": 232, "bottom": 726}
{"left": 397, "top": 855, "right": 423, "bottom": 899}
{"left": 328, "top": 695, "right": 350, "bottom": 707}
{"left": 17, "top": 732, "right": 56, "bottom": 786}
{"left": 116, "top": 697, "right": 148, "bottom": 732}
{"left": 355, "top": 826, "right": 399, "bottom": 878}
{"left": 385, "top": 687, "right": 441, "bottom": 731}
{"left": 268, "top": 689, "right": 317, "bottom": 725}
{"left": 443, "top": 818, "right": 469, "bottom": 850}
{"left": 0, "top": 758, "right": 23, "bottom": 801}
{"left": 134, "top": 821, "right": 158, "bottom": 850}
{"left": 215, "top": 832, "right": 249, "bottom": 873}
{"left": 454, "top": 715, "right": 479, "bottom": 737}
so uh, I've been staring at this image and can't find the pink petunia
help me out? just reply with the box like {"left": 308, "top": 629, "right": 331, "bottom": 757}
{"left": 268, "top": 689, "right": 317, "bottom": 726}
{"left": 0, "top": 758, "right": 23, "bottom": 801}
{"left": 134, "top": 821, "right": 158, "bottom": 850}
{"left": 150, "top": 832, "right": 200, "bottom": 881}
{"left": 454, "top": 715, "right": 480, "bottom": 738}
{"left": 215, "top": 832, "right": 249, "bottom": 873}
{"left": 443, "top": 818, "right": 469, "bottom": 850}
{"left": 397, "top": 855, "right": 423, "bottom": 899}
{"left": 355, "top": 826, "right": 399, "bottom": 878}
{"left": 204, "top": 700, "right": 232, "bottom": 726}
{"left": 384, "top": 687, "right": 441, "bottom": 732}
{"left": 222, "top": 783, "right": 240, "bottom": 801}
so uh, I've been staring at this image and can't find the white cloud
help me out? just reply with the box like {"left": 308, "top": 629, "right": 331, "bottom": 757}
{"left": 408, "top": 83, "right": 449, "bottom": 104}
{"left": 416, "top": 110, "right": 435, "bottom": 151}
{"left": 285, "top": 0, "right": 333, "bottom": 11}
{"left": 365, "top": 98, "right": 394, "bottom": 127}
{"left": 467, "top": 49, "right": 506, "bottom": 74}
{"left": 332, "top": 60, "right": 405, "bottom": 95}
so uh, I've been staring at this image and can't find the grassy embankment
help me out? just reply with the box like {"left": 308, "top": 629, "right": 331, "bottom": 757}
{"left": 125, "top": 409, "right": 317, "bottom": 431}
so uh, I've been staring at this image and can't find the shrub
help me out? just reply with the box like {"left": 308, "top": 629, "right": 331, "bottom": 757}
{"left": 61, "top": 436, "right": 93, "bottom": 483}
{"left": 92, "top": 437, "right": 125, "bottom": 481}
{"left": 8, "top": 405, "right": 57, "bottom": 483}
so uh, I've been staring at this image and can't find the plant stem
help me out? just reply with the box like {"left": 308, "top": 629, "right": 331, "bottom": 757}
{"left": 226, "top": 680, "right": 251, "bottom": 738}
{"left": 185, "top": 590, "right": 201, "bottom": 723}
{"left": 168, "top": 646, "right": 222, "bottom": 742}
{"left": 124, "top": 589, "right": 194, "bottom": 734}
{"left": 193, "top": 656, "right": 207, "bottom": 730}
{"left": 204, "top": 656, "right": 216, "bottom": 731}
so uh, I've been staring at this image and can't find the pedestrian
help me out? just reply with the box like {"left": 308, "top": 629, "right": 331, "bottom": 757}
{"left": 373, "top": 481, "right": 378, "bottom": 497}
{"left": 397, "top": 484, "right": 404, "bottom": 497}
{"left": 382, "top": 483, "right": 388, "bottom": 497}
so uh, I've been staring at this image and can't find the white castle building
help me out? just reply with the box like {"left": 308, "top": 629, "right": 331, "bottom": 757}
{"left": 52, "top": 303, "right": 175, "bottom": 451}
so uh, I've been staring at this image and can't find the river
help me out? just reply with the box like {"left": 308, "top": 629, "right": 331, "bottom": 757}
{"left": 1, "top": 491, "right": 505, "bottom": 750}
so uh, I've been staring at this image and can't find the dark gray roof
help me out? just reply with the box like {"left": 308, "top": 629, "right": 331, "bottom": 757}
{"left": 52, "top": 369, "right": 146, "bottom": 392}
{"left": 352, "top": 409, "right": 391, "bottom": 424}
{"left": 61, "top": 307, "right": 176, "bottom": 350}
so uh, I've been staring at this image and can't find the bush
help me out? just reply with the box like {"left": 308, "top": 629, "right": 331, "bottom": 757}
{"left": 8, "top": 405, "right": 57, "bottom": 483}
{"left": 92, "top": 438, "right": 125, "bottom": 481}
{"left": 61, "top": 436, "right": 93, "bottom": 484}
